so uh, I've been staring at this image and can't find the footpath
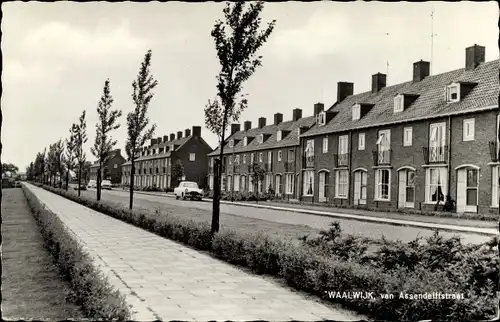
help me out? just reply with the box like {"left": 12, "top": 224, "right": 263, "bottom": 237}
{"left": 26, "top": 184, "right": 364, "bottom": 321}
{"left": 2, "top": 188, "right": 84, "bottom": 320}
{"left": 128, "top": 189, "right": 498, "bottom": 237}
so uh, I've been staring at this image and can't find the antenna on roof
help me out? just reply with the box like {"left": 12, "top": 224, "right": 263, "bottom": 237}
{"left": 430, "top": 5, "right": 437, "bottom": 75}
{"left": 385, "top": 32, "right": 390, "bottom": 84}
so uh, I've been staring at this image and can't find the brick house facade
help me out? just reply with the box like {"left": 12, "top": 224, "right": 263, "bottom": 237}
{"left": 121, "top": 126, "right": 213, "bottom": 190}
{"left": 89, "top": 149, "right": 126, "bottom": 184}
{"left": 299, "top": 44, "right": 498, "bottom": 214}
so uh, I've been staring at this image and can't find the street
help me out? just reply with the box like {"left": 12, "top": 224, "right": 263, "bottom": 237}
{"left": 81, "top": 188, "right": 492, "bottom": 245}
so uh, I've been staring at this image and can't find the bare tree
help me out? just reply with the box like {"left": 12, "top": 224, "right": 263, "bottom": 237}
{"left": 125, "top": 50, "right": 158, "bottom": 210}
{"left": 64, "top": 126, "right": 77, "bottom": 190}
{"left": 204, "top": 1, "right": 276, "bottom": 233}
{"left": 73, "top": 111, "right": 88, "bottom": 196}
{"left": 90, "top": 79, "right": 122, "bottom": 201}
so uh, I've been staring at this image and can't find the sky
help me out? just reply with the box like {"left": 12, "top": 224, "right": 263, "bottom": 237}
{"left": 2, "top": 1, "right": 498, "bottom": 171}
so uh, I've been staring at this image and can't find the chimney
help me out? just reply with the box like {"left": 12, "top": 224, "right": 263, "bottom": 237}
{"left": 163, "top": 135, "right": 168, "bottom": 142}
{"left": 413, "top": 60, "right": 430, "bottom": 82}
{"left": 372, "top": 73, "right": 387, "bottom": 94}
{"left": 157, "top": 137, "right": 162, "bottom": 144}
{"left": 465, "top": 44, "right": 485, "bottom": 70}
{"left": 258, "top": 117, "right": 266, "bottom": 129}
{"left": 177, "top": 131, "right": 183, "bottom": 140}
{"left": 150, "top": 138, "right": 157, "bottom": 146}
{"left": 292, "top": 108, "right": 302, "bottom": 122}
{"left": 244, "top": 121, "right": 252, "bottom": 131}
{"left": 185, "top": 128, "right": 191, "bottom": 137}
{"left": 170, "top": 133, "right": 175, "bottom": 141}
{"left": 230, "top": 123, "right": 241, "bottom": 135}
{"left": 274, "top": 113, "right": 283, "bottom": 125}
{"left": 337, "top": 82, "right": 354, "bottom": 102}
{"left": 314, "top": 103, "right": 324, "bottom": 117}
{"left": 192, "top": 126, "right": 201, "bottom": 137}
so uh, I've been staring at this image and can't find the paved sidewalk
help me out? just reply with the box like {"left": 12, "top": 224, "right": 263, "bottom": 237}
{"left": 27, "top": 184, "right": 364, "bottom": 321}
{"left": 128, "top": 189, "right": 497, "bottom": 237}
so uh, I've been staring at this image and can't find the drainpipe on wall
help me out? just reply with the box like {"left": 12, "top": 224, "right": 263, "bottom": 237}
{"left": 447, "top": 115, "right": 452, "bottom": 207}
{"left": 348, "top": 130, "right": 353, "bottom": 205}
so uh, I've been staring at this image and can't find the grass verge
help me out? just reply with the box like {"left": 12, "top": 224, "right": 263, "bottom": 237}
{"left": 39, "top": 183, "right": 496, "bottom": 321}
{"left": 22, "top": 185, "right": 131, "bottom": 321}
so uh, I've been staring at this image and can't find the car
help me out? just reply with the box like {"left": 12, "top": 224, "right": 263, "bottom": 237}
{"left": 13, "top": 181, "right": 21, "bottom": 188}
{"left": 174, "top": 181, "right": 203, "bottom": 201}
{"left": 101, "top": 180, "right": 112, "bottom": 190}
{"left": 87, "top": 180, "right": 97, "bottom": 189}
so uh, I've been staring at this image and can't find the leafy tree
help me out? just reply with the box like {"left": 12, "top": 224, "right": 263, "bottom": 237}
{"left": 90, "top": 79, "right": 122, "bottom": 201}
{"left": 34, "top": 149, "right": 47, "bottom": 183}
{"left": 47, "top": 141, "right": 64, "bottom": 186}
{"left": 26, "top": 162, "right": 35, "bottom": 181}
{"left": 204, "top": 1, "right": 275, "bottom": 233}
{"left": 250, "top": 163, "right": 265, "bottom": 203}
{"left": 171, "top": 161, "right": 185, "bottom": 187}
{"left": 2, "top": 163, "right": 19, "bottom": 177}
{"left": 125, "top": 49, "right": 158, "bottom": 210}
{"left": 64, "top": 126, "right": 77, "bottom": 190}
{"left": 73, "top": 110, "right": 88, "bottom": 196}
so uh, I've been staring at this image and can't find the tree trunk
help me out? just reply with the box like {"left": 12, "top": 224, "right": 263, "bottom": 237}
{"left": 129, "top": 160, "right": 135, "bottom": 210}
{"left": 65, "top": 170, "right": 69, "bottom": 191}
{"left": 78, "top": 163, "right": 82, "bottom": 197}
{"left": 97, "top": 164, "right": 102, "bottom": 201}
{"left": 211, "top": 158, "right": 221, "bottom": 233}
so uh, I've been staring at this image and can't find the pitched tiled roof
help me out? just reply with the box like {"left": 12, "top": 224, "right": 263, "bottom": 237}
{"left": 302, "top": 59, "right": 499, "bottom": 137}
{"left": 123, "top": 136, "right": 192, "bottom": 165}
{"left": 208, "top": 116, "right": 316, "bottom": 156}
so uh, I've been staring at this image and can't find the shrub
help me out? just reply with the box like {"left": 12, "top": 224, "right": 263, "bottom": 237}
{"left": 23, "top": 186, "right": 131, "bottom": 321}
{"left": 39, "top": 184, "right": 496, "bottom": 321}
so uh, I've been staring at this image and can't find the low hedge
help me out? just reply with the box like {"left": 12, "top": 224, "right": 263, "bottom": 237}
{"left": 40, "top": 184, "right": 496, "bottom": 321}
{"left": 23, "top": 186, "right": 131, "bottom": 321}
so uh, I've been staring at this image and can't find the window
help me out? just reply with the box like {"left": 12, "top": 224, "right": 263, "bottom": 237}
{"left": 288, "top": 149, "right": 295, "bottom": 161}
{"left": 375, "top": 169, "right": 390, "bottom": 201}
{"left": 317, "top": 112, "right": 326, "bottom": 125}
{"left": 209, "top": 175, "right": 214, "bottom": 190}
{"left": 446, "top": 84, "right": 460, "bottom": 103}
{"left": 266, "top": 174, "right": 272, "bottom": 192}
{"left": 227, "top": 175, "right": 232, "bottom": 192}
{"left": 322, "top": 137, "right": 328, "bottom": 153}
{"left": 170, "top": 144, "right": 174, "bottom": 151}
{"left": 403, "top": 127, "right": 413, "bottom": 146}
{"left": 228, "top": 140, "right": 234, "bottom": 148}
{"left": 235, "top": 155, "right": 240, "bottom": 165}
{"left": 259, "top": 153, "right": 263, "bottom": 163}
{"left": 278, "top": 151, "right": 282, "bottom": 161}
{"left": 277, "top": 131, "right": 282, "bottom": 142}
{"left": 305, "top": 139, "right": 314, "bottom": 157}
{"left": 251, "top": 153, "right": 255, "bottom": 164}
{"left": 394, "top": 94, "right": 404, "bottom": 113}
{"left": 257, "top": 134, "right": 264, "bottom": 144}
{"left": 377, "top": 130, "right": 391, "bottom": 150}
{"left": 114, "top": 164, "right": 118, "bottom": 169}
{"left": 335, "top": 170, "right": 349, "bottom": 198}
{"left": 303, "top": 170, "right": 314, "bottom": 196}
{"left": 338, "top": 135, "right": 348, "bottom": 154}
{"left": 492, "top": 166, "right": 500, "bottom": 207}
{"left": 243, "top": 137, "right": 248, "bottom": 146}
{"left": 352, "top": 104, "right": 361, "bottom": 120}
{"left": 358, "top": 133, "right": 365, "bottom": 150}
{"left": 189, "top": 153, "right": 195, "bottom": 161}
{"left": 285, "top": 173, "right": 295, "bottom": 194}
{"left": 463, "top": 118, "right": 475, "bottom": 141}
{"left": 229, "top": 157, "right": 232, "bottom": 165}
{"left": 241, "top": 175, "right": 246, "bottom": 191}
{"left": 221, "top": 174, "right": 227, "bottom": 191}
{"left": 426, "top": 167, "right": 447, "bottom": 202}
{"left": 268, "top": 151, "right": 272, "bottom": 164}
{"left": 243, "top": 154, "right": 247, "bottom": 164}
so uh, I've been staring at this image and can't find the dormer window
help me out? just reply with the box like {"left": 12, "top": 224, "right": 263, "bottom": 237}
{"left": 243, "top": 137, "right": 248, "bottom": 146}
{"left": 170, "top": 144, "right": 174, "bottom": 151}
{"left": 277, "top": 131, "right": 282, "bottom": 142}
{"left": 316, "top": 112, "right": 326, "bottom": 126}
{"left": 257, "top": 134, "right": 264, "bottom": 144}
{"left": 352, "top": 104, "right": 361, "bottom": 120}
{"left": 228, "top": 139, "right": 234, "bottom": 148}
{"left": 446, "top": 83, "right": 460, "bottom": 103}
{"left": 394, "top": 94, "right": 404, "bottom": 113}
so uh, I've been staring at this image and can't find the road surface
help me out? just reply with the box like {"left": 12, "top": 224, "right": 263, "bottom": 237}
{"left": 79, "top": 188, "right": 492, "bottom": 245}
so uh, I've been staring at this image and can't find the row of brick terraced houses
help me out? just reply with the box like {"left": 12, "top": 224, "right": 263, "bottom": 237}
{"left": 208, "top": 44, "right": 499, "bottom": 214}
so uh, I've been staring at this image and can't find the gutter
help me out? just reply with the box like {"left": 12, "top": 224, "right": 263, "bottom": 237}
{"left": 447, "top": 115, "right": 452, "bottom": 202}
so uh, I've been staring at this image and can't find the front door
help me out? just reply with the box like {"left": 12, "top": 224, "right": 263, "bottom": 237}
{"left": 319, "top": 172, "right": 326, "bottom": 202}
{"left": 457, "top": 168, "right": 478, "bottom": 213}
{"left": 354, "top": 171, "right": 367, "bottom": 205}
{"left": 398, "top": 170, "right": 415, "bottom": 208}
